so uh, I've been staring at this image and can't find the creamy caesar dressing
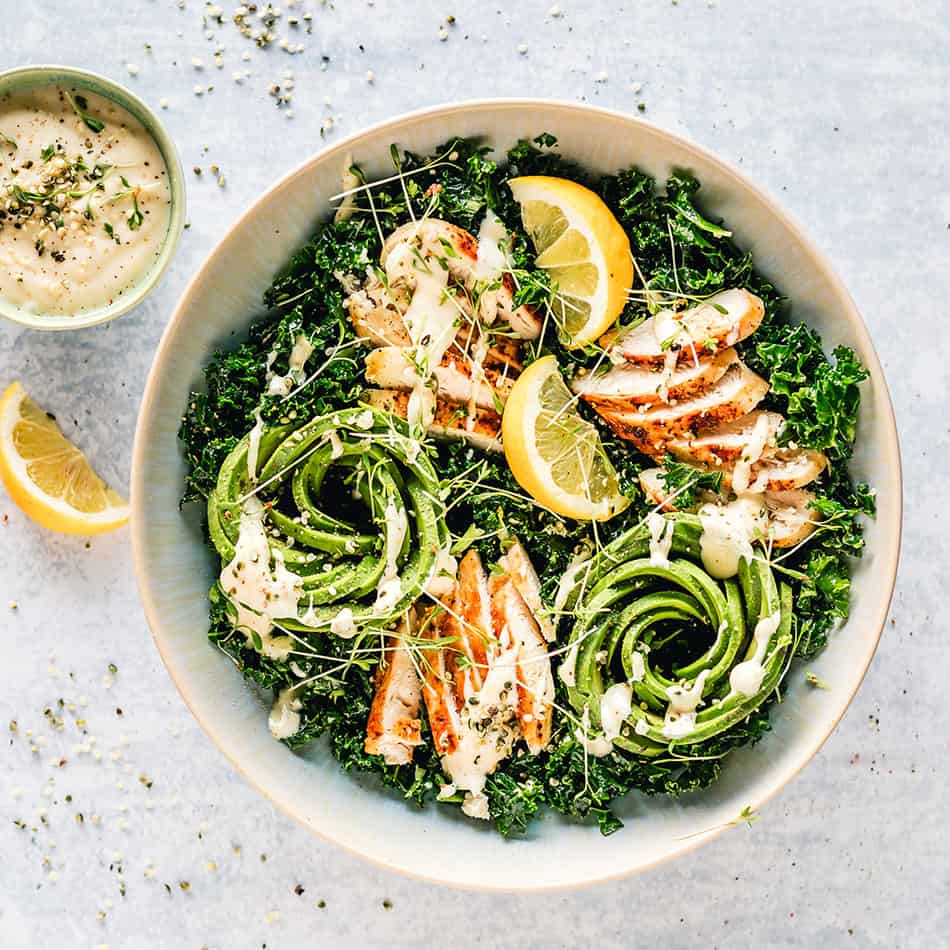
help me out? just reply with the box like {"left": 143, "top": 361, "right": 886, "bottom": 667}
{"left": 732, "top": 412, "right": 773, "bottom": 492}
{"left": 326, "top": 428, "right": 344, "bottom": 459}
{"left": 373, "top": 499, "right": 408, "bottom": 612}
{"left": 219, "top": 497, "right": 303, "bottom": 656}
{"left": 729, "top": 609, "right": 782, "bottom": 696}
{"left": 657, "top": 345, "right": 679, "bottom": 402}
{"left": 384, "top": 236, "right": 459, "bottom": 429}
{"left": 423, "top": 543, "right": 458, "bottom": 598}
{"left": 600, "top": 682, "right": 633, "bottom": 741}
{"left": 662, "top": 668, "right": 710, "bottom": 739}
{"left": 558, "top": 640, "right": 581, "bottom": 687}
{"left": 652, "top": 307, "right": 699, "bottom": 368}
{"left": 697, "top": 495, "right": 767, "bottom": 579}
{"left": 574, "top": 704, "right": 614, "bottom": 757}
{"left": 473, "top": 208, "right": 508, "bottom": 281}
{"left": 268, "top": 686, "right": 303, "bottom": 739}
{"left": 0, "top": 84, "right": 171, "bottom": 316}
{"left": 647, "top": 511, "right": 675, "bottom": 567}
{"left": 329, "top": 606, "right": 357, "bottom": 638}
{"left": 267, "top": 333, "right": 315, "bottom": 396}
{"left": 441, "top": 643, "right": 522, "bottom": 819}
{"left": 246, "top": 410, "right": 265, "bottom": 482}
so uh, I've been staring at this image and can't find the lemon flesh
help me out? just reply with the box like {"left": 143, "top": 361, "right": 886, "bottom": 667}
{"left": 0, "top": 381, "right": 129, "bottom": 534}
{"left": 509, "top": 176, "right": 633, "bottom": 347}
{"left": 502, "top": 356, "right": 629, "bottom": 521}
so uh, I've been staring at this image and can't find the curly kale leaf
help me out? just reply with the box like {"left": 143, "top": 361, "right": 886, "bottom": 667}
{"left": 747, "top": 324, "right": 869, "bottom": 461}
{"left": 658, "top": 457, "right": 725, "bottom": 509}
{"left": 495, "top": 708, "right": 772, "bottom": 836}
{"left": 789, "top": 479, "right": 876, "bottom": 658}
{"left": 504, "top": 134, "right": 595, "bottom": 190}
{"left": 485, "top": 772, "right": 546, "bottom": 836}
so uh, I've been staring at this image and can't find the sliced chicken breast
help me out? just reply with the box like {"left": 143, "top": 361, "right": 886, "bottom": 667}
{"left": 498, "top": 539, "right": 555, "bottom": 642}
{"left": 727, "top": 450, "right": 828, "bottom": 493}
{"left": 594, "top": 361, "right": 769, "bottom": 454}
{"left": 764, "top": 489, "right": 819, "bottom": 548}
{"left": 364, "top": 388, "right": 503, "bottom": 453}
{"left": 365, "top": 344, "right": 517, "bottom": 411}
{"left": 638, "top": 466, "right": 819, "bottom": 547}
{"left": 607, "top": 289, "right": 764, "bottom": 368}
{"left": 347, "top": 218, "right": 541, "bottom": 344}
{"left": 347, "top": 282, "right": 413, "bottom": 347}
{"left": 364, "top": 612, "right": 424, "bottom": 765}
{"left": 572, "top": 346, "right": 738, "bottom": 406}
{"left": 488, "top": 575, "right": 554, "bottom": 754}
{"left": 442, "top": 550, "right": 494, "bottom": 703}
{"left": 420, "top": 607, "right": 459, "bottom": 756}
{"left": 665, "top": 410, "right": 785, "bottom": 468}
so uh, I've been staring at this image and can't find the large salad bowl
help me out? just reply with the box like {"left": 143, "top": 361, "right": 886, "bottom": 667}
{"left": 131, "top": 99, "right": 901, "bottom": 890}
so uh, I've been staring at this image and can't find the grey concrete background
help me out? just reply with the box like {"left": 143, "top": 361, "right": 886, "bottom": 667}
{"left": 0, "top": 1, "right": 945, "bottom": 947}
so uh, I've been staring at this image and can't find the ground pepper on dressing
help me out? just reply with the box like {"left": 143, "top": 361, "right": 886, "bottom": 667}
{"left": 0, "top": 84, "right": 171, "bottom": 316}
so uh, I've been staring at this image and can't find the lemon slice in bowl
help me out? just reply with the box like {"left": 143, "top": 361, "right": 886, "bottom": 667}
{"left": 0, "top": 382, "right": 129, "bottom": 534}
{"left": 502, "top": 355, "right": 629, "bottom": 521}
{"left": 508, "top": 175, "right": 633, "bottom": 347}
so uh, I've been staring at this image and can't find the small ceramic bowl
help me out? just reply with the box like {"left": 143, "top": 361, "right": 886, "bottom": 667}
{"left": 0, "top": 65, "right": 185, "bottom": 331}
{"left": 131, "top": 100, "right": 901, "bottom": 890}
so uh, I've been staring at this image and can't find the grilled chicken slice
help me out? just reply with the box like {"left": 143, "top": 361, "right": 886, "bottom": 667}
{"left": 498, "top": 539, "right": 554, "bottom": 642}
{"left": 595, "top": 361, "right": 769, "bottom": 454}
{"left": 607, "top": 289, "right": 764, "bottom": 368}
{"left": 573, "top": 346, "right": 738, "bottom": 407}
{"left": 347, "top": 282, "right": 413, "bottom": 347}
{"left": 420, "top": 607, "right": 459, "bottom": 756}
{"left": 443, "top": 550, "right": 494, "bottom": 702}
{"left": 420, "top": 550, "right": 496, "bottom": 759}
{"left": 719, "top": 449, "right": 828, "bottom": 493}
{"left": 364, "top": 388, "right": 503, "bottom": 453}
{"left": 665, "top": 410, "right": 785, "bottom": 468}
{"left": 365, "top": 344, "right": 517, "bottom": 411}
{"left": 764, "top": 489, "right": 820, "bottom": 547}
{"left": 365, "top": 612, "right": 424, "bottom": 765}
{"left": 347, "top": 218, "right": 541, "bottom": 343}
{"left": 488, "top": 575, "right": 554, "bottom": 754}
{"left": 639, "top": 467, "right": 819, "bottom": 547}
{"left": 382, "top": 220, "right": 541, "bottom": 339}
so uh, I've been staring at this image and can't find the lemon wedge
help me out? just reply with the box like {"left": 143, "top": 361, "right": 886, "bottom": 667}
{"left": 0, "top": 382, "right": 129, "bottom": 534}
{"left": 508, "top": 175, "right": 633, "bottom": 347}
{"left": 502, "top": 356, "right": 629, "bottom": 521}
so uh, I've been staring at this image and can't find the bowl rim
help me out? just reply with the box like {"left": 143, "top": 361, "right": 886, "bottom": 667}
{"left": 131, "top": 97, "right": 902, "bottom": 891}
{"left": 0, "top": 63, "right": 186, "bottom": 331}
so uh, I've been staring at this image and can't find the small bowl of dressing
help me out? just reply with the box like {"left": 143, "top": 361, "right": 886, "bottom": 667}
{"left": 0, "top": 65, "right": 185, "bottom": 330}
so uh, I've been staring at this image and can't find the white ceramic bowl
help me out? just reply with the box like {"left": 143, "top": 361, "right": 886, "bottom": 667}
{"left": 131, "top": 100, "right": 901, "bottom": 890}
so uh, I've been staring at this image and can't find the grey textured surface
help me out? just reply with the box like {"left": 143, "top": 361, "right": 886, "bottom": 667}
{"left": 0, "top": 1, "right": 944, "bottom": 947}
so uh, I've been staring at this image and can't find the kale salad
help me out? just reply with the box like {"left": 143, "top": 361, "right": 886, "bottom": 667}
{"left": 179, "top": 135, "right": 872, "bottom": 836}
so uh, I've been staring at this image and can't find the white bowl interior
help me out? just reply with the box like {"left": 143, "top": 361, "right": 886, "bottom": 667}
{"left": 132, "top": 101, "right": 901, "bottom": 890}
